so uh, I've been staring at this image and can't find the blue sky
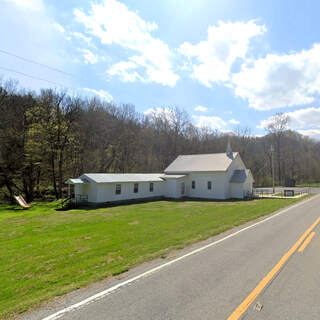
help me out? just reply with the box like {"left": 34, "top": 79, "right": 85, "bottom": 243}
{"left": 2, "top": 0, "right": 320, "bottom": 139}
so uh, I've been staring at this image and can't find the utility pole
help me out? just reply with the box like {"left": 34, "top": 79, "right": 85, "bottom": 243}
{"left": 271, "top": 144, "right": 275, "bottom": 194}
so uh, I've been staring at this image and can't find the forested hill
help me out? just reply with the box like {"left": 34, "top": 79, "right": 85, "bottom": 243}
{"left": 1, "top": 82, "right": 320, "bottom": 202}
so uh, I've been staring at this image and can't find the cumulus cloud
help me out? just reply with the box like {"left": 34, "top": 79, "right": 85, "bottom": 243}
{"left": 74, "top": 0, "right": 179, "bottom": 86}
{"left": 143, "top": 107, "right": 175, "bottom": 118}
{"left": 233, "top": 44, "right": 320, "bottom": 110}
{"left": 79, "top": 48, "right": 98, "bottom": 64}
{"left": 83, "top": 88, "right": 113, "bottom": 102}
{"left": 192, "top": 115, "right": 226, "bottom": 130}
{"left": 259, "top": 107, "right": 320, "bottom": 130}
{"left": 108, "top": 61, "right": 145, "bottom": 83}
{"left": 178, "top": 20, "right": 266, "bottom": 87}
{"left": 71, "top": 32, "right": 93, "bottom": 46}
{"left": 194, "top": 105, "right": 207, "bottom": 112}
{"left": 298, "top": 129, "right": 320, "bottom": 140}
{"left": 229, "top": 118, "right": 240, "bottom": 124}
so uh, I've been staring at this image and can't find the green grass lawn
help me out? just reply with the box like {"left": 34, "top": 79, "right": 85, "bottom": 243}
{"left": 0, "top": 197, "right": 309, "bottom": 319}
{"left": 296, "top": 182, "right": 320, "bottom": 187}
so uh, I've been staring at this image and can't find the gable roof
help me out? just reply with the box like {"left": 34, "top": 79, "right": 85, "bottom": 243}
{"left": 164, "top": 153, "right": 238, "bottom": 173}
{"left": 230, "top": 169, "right": 249, "bottom": 183}
{"left": 81, "top": 173, "right": 164, "bottom": 183}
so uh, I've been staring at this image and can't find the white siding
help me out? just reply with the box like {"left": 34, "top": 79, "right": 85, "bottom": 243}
{"left": 186, "top": 172, "right": 228, "bottom": 199}
{"left": 75, "top": 184, "right": 98, "bottom": 202}
{"left": 95, "top": 181, "right": 165, "bottom": 203}
{"left": 243, "top": 175, "right": 253, "bottom": 196}
{"left": 230, "top": 175, "right": 254, "bottom": 199}
{"left": 226, "top": 155, "right": 247, "bottom": 198}
{"left": 230, "top": 183, "right": 243, "bottom": 199}
{"left": 163, "top": 178, "right": 186, "bottom": 198}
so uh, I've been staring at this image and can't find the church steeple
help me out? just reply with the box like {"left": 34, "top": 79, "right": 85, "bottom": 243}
{"left": 226, "top": 137, "right": 233, "bottom": 159}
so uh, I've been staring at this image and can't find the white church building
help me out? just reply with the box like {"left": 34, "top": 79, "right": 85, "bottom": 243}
{"left": 67, "top": 147, "right": 254, "bottom": 204}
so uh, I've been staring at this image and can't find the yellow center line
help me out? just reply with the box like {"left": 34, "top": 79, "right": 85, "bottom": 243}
{"left": 227, "top": 216, "right": 320, "bottom": 320}
{"left": 298, "top": 232, "right": 315, "bottom": 252}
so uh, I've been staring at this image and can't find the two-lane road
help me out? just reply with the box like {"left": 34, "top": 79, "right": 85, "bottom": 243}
{"left": 22, "top": 195, "right": 320, "bottom": 320}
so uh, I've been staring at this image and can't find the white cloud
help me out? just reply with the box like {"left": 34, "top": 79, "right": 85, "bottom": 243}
{"left": 144, "top": 107, "right": 173, "bottom": 118}
{"left": 83, "top": 88, "right": 113, "bottom": 102}
{"left": 233, "top": 44, "right": 320, "bottom": 110}
{"left": 71, "top": 32, "right": 93, "bottom": 46}
{"left": 194, "top": 105, "right": 207, "bottom": 112}
{"left": 192, "top": 115, "right": 226, "bottom": 130}
{"left": 179, "top": 20, "right": 266, "bottom": 87}
{"left": 79, "top": 48, "right": 98, "bottom": 64}
{"left": 286, "top": 107, "right": 320, "bottom": 128}
{"left": 298, "top": 129, "right": 320, "bottom": 140}
{"left": 5, "top": 0, "right": 44, "bottom": 11}
{"left": 108, "top": 61, "right": 145, "bottom": 83}
{"left": 259, "top": 107, "right": 320, "bottom": 130}
{"left": 229, "top": 118, "right": 240, "bottom": 124}
{"left": 144, "top": 107, "right": 184, "bottom": 125}
{"left": 53, "top": 23, "right": 65, "bottom": 33}
{"left": 74, "top": 0, "right": 179, "bottom": 86}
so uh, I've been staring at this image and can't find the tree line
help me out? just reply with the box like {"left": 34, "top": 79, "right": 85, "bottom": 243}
{"left": 1, "top": 80, "right": 320, "bottom": 202}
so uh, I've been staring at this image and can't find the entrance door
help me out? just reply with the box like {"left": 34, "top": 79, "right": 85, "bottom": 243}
{"left": 181, "top": 182, "right": 185, "bottom": 195}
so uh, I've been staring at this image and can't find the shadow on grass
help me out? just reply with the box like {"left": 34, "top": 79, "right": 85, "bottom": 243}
{"left": 56, "top": 196, "right": 259, "bottom": 211}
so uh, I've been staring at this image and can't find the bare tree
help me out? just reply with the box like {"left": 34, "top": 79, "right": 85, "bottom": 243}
{"left": 265, "top": 113, "right": 290, "bottom": 184}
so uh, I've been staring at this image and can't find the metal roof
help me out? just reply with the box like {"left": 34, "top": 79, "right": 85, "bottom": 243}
{"left": 162, "top": 174, "right": 187, "bottom": 179}
{"left": 164, "top": 153, "right": 238, "bottom": 173}
{"left": 66, "top": 178, "right": 88, "bottom": 184}
{"left": 81, "top": 173, "right": 165, "bottom": 183}
{"left": 230, "top": 169, "right": 249, "bottom": 183}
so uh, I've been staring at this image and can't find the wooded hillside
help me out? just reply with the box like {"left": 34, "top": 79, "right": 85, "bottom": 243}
{"left": 1, "top": 81, "right": 320, "bottom": 202}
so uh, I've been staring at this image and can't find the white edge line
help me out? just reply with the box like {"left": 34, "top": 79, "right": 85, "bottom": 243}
{"left": 42, "top": 195, "right": 318, "bottom": 320}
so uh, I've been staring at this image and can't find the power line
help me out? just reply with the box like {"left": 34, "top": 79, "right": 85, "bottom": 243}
{"left": 0, "top": 66, "right": 111, "bottom": 100}
{"left": 0, "top": 66, "right": 72, "bottom": 88}
{"left": 0, "top": 48, "right": 74, "bottom": 77}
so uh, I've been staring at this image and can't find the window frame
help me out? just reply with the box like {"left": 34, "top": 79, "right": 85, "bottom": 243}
{"left": 115, "top": 184, "right": 121, "bottom": 195}
{"left": 208, "top": 181, "right": 212, "bottom": 190}
{"left": 149, "top": 182, "right": 154, "bottom": 192}
{"left": 134, "top": 183, "right": 139, "bottom": 193}
{"left": 192, "top": 180, "right": 196, "bottom": 189}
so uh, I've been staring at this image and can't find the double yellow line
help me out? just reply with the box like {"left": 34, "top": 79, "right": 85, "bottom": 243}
{"left": 227, "top": 217, "right": 320, "bottom": 320}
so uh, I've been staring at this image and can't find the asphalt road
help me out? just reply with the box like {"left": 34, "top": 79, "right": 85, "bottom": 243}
{"left": 22, "top": 195, "right": 320, "bottom": 320}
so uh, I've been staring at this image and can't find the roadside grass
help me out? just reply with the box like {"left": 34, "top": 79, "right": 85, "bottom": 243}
{"left": 0, "top": 196, "right": 309, "bottom": 319}
{"left": 296, "top": 182, "right": 320, "bottom": 187}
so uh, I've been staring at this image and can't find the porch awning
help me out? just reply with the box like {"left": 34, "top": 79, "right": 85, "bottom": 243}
{"left": 65, "top": 178, "right": 89, "bottom": 184}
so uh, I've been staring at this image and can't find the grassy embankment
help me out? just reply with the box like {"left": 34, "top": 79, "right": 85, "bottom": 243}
{"left": 0, "top": 196, "right": 309, "bottom": 319}
{"left": 296, "top": 182, "right": 320, "bottom": 187}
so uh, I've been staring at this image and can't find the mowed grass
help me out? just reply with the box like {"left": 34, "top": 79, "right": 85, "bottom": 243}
{"left": 0, "top": 197, "right": 308, "bottom": 319}
{"left": 296, "top": 182, "right": 320, "bottom": 187}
